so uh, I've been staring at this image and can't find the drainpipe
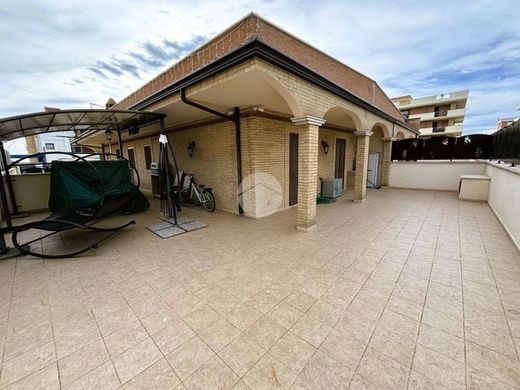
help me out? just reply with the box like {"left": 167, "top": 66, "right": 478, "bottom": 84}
{"left": 117, "top": 127, "right": 124, "bottom": 159}
{"left": 180, "top": 88, "right": 244, "bottom": 215}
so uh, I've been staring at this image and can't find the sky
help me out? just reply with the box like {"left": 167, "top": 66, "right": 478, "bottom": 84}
{"left": 1, "top": 0, "right": 519, "bottom": 152}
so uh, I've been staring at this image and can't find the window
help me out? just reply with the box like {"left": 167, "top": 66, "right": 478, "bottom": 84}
{"left": 45, "top": 143, "right": 55, "bottom": 150}
{"left": 127, "top": 148, "right": 136, "bottom": 168}
{"left": 144, "top": 145, "right": 152, "bottom": 170}
{"left": 401, "top": 110, "right": 409, "bottom": 119}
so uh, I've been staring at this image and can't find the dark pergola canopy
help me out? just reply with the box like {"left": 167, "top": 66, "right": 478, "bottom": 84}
{"left": 0, "top": 109, "right": 165, "bottom": 142}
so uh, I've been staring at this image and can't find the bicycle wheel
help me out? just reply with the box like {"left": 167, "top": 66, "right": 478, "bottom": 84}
{"left": 202, "top": 190, "right": 216, "bottom": 212}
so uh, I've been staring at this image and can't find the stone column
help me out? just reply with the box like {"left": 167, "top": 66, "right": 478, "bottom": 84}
{"left": 381, "top": 137, "right": 396, "bottom": 187}
{"left": 291, "top": 115, "right": 326, "bottom": 231}
{"left": 354, "top": 130, "right": 373, "bottom": 202}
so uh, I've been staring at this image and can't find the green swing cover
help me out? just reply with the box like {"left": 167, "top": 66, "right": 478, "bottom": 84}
{"left": 48, "top": 160, "right": 149, "bottom": 214}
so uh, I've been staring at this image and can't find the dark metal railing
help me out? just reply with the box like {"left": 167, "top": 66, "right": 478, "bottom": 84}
{"left": 391, "top": 134, "right": 495, "bottom": 161}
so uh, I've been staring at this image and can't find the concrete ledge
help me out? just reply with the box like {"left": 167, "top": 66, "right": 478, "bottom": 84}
{"left": 353, "top": 199, "right": 366, "bottom": 203}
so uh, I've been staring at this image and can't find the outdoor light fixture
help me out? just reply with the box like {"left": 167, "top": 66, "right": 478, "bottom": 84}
{"left": 187, "top": 141, "right": 196, "bottom": 158}
{"left": 105, "top": 129, "right": 113, "bottom": 141}
{"left": 321, "top": 140, "right": 329, "bottom": 155}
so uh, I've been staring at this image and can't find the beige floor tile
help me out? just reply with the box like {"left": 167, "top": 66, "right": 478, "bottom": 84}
{"left": 466, "top": 368, "right": 518, "bottom": 390}
{"left": 184, "top": 356, "right": 239, "bottom": 390}
{"left": 334, "top": 300, "right": 381, "bottom": 344}
{"left": 123, "top": 358, "right": 181, "bottom": 390}
{"left": 2, "top": 323, "right": 53, "bottom": 362}
{"left": 421, "top": 305, "right": 464, "bottom": 338}
{"left": 227, "top": 304, "right": 263, "bottom": 331}
{"left": 105, "top": 323, "right": 149, "bottom": 358}
{"left": 183, "top": 304, "right": 220, "bottom": 333}
{"left": 319, "top": 328, "right": 366, "bottom": 369}
{"left": 207, "top": 291, "right": 243, "bottom": 317}
{"left": 356, "top": 347, "right": 409, "bottom": 390}
{"left": 130, "top": 295, "right": 166, "bottom": 319}
{"left": 290, "top": 313, "right": 332, "bottom": 348}
{"left": 407, "top": 369, "right": 450, "bottom": 389}
{"left": 141, "top": 305, "right": 181, "bottom": 335}
{"left": 466, "top": 341, "right": 520, "bottom": 388}
{"left": 267, "top": 303, "right": 304, "bottom": 330}
{"left": 151, "top": 320, "right": 195, "bottom": 355}
{"left": 412, "top": 344, "right": 465, "bottom": 390}
{"left": 94, "top": 305, "right": 141, "bottom": 337}
{"left": 199, "top": 318, "right": 241, "bottom": 353}
{"left": 167, "top": 335, "right": 214, "bottom": 380}
{"left": 347, "top": 374, "right": 379, "bottom": 390}
{"left": 4, "top": 363, "right": 60, "bottom": 390}
{"left": 53, "top": 310, "right": 102, "bottom": 359}
{"left": 369, "top": 325, "right": 416, "bottom": 367}
{"left": 218, "top": 334, "right": 265, "bottom": 377}
{"left": 300, "top": 350, "right": 353, "bottom": 390}
{"left": 64, "top": 361, "right": 121, "bottom": 390}
{"left": 0, "top": 341, "right": 56, "bottom": 388}
{"left": 246, "top": 316, "right": 287, "bottom": 350}
{"left": 58, "top": 339, "right": 110, "bottom": 386}
{"left": 269, "top": 332, "right": 315, "bottom": 374}
{"left": 243, "top": 354, "right": 296, "bottom": 390}
{"left": 307, "top": 300, "right": 344, "bottom": 325}
{"left": 386, "top": 294, "right": 424, "bottom": 321}
{"left": 245, "top": 291, "right": 280, "bottom": 314}
{"left": 112, "top": 337, "right": 162, "bottom": 384}
{"left": 169, "top": 291, "right": 205, "bottom": 318}
{"left": 464, "top": 308, "right": 517, "bottom": 358}
{"left": 284, "top": 291, "right": 317, "bottom": 312}
{"left": 418, "top": 323, "right": 464, "bottom": 363}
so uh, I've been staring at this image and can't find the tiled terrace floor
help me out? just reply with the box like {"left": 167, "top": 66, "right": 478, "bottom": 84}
{"left": 1, "top": 188, "right": 520, "bottom": 389}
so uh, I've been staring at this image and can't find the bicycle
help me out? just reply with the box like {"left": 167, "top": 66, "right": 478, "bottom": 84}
{"left": 179, "top": 173, "right": 216, "bottom": 212}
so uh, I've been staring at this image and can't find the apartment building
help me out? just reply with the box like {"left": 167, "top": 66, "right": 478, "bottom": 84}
{"left": 392, "top": 90, "right": 468, "bottom": 138}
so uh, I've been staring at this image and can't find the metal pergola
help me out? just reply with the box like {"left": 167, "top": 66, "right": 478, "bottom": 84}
{"left": 0, "top": 109, "right": 167, "bottom": 256}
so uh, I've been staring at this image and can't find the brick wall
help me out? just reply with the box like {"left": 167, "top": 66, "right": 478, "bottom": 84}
{"left": 117, "top": 121, "right": 238, "bottom": 214}
{"left": 410, "top": 105, "right": 434, "bottom": 115}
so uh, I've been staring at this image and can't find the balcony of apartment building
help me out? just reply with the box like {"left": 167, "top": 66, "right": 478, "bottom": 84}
{"left": 419, "top": 120, "right": 464, "bottom": 137}
{"left": 408, "top": 107, "right": 466, "bottom": 122}
{"left": 394, "top": 90, "right": 469, "bottom": 110}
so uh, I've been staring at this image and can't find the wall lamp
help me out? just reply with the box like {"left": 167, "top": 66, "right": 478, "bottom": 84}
{"left": 187, "top": 141, "right": 196, "bottom": 158}
{"left": 105, "top": 129, "right": 113, "bottom": 141}
{"left": 321, "top": 140, "right": 329, "bottom": 155}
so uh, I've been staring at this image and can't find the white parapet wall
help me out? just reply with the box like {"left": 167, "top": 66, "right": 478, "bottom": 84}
{"left": 389, "top": 160, "right": 486, "bottom": 191}
{"left": 389, "top": 160, "right": 520, "bottom": 251}
{"left": 485, "top": 162, "right": 520, "bottom": 250}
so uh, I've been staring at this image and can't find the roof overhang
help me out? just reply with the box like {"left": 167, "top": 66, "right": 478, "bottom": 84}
{"left": 0, "top": 109, "right": 165, "bottom": 142}
{"left": 127, "top": 39, "right": 419, "bottom": 135}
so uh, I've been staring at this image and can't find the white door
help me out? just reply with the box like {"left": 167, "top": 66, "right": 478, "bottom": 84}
{"left": 367, "top": 152, "right": 380, "bottom": 188}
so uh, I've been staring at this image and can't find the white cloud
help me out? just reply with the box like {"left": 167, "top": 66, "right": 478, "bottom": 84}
{"left": 1, "top": 0, "right": 519, "bottom": 137}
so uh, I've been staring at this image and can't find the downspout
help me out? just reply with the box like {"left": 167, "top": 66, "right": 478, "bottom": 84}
{"left": 117, "top": 127, "right": 124, "bottom": 159}
{"left": 180, "top": 88, "right": 244, "bottom": 215}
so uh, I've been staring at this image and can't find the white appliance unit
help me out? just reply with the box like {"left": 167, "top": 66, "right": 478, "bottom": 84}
{"left": 321, "top": 178, "right": 344, "bottom": 198}
{"left": 367, "top": 152, "right": 380, "bottom": 188}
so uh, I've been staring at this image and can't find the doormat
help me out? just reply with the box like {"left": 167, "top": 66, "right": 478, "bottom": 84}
{"left": 146, "top": 217, "right": 207, "bottom": 238}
